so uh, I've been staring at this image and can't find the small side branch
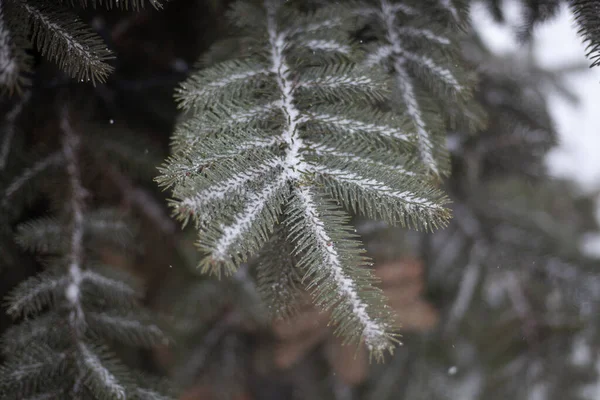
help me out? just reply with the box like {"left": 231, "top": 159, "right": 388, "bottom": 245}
{"left": 60, "top": 106, "right": 86, "bottom": 333}
{"left": 0, "top": 91, "right": 30, "bottom": 170}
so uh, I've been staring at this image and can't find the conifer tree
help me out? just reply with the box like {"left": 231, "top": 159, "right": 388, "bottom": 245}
{"left": 1, "top": 0, "right": 600, "bottom": 399}
{"left": 0, "top": 98, "right": 174, "bottom": 399}
{"left": 155, "top": 0, "right": 476, "bottom": 357}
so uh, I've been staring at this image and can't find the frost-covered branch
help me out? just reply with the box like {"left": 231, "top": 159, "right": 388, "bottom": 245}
{"left": 359, "top": 0, "right": 474, "bottom": 175}
{"left": 60, "top": 107, "right": 86, "bottom": 335}
{"left": 378, "top": 0, "right": 440, "bottom": 174}
{"left": 292, "top": 186, "right": 392, "bottom": 354}
{"left": 160, "top": 0, "right": 450, "bottom": 355}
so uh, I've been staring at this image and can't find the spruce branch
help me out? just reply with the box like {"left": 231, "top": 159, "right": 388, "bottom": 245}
{"left": 68, "top": 0, "right": 163, "bottom": 10}
{"left": 436, "top": 0, "right": 462, "bottom": 23}
{"left": 4, "top": 269, "right": 68, "bottom": 318}
{"left": 285, "top": 186, "right": 398, "bottom": 357}
{"left": 357, "top": 0, "right": 480, "bottom": 176}
{"left": 2, "top": 151, "right": 63, "bottom": 208}
{"left": 12, "top": 0, "right": 115, "bottom": 84}
{"left": 0, "top": 1, "right": 31, "bottom": 94}
{"left": 60, "top": 106, "right": 87, "bottom": 336}
{"left": 159, "top": 0, "right": 451, "bottom": 357}
{"left": 1, "top": 106, "right": 173, "bottom": 399}
{"left": 569, "top": 0, "right": 600, "bottom": 68}
{"left": 255, "top": 227, "right": 303, "bottom": 320}
{"left": 0, "top": 90, "right": 30, "bottom": 170}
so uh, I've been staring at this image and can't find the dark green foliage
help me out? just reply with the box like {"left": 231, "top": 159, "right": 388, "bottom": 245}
{"left": 0, "top": 3, "right": 32, "bottom": 94}
{"left": 15, "top": 0, "right": 115, "bottom": 84}
{"left": 157, "top": 0, "right": 465, "bottom": 357}
{"left": 519, "top": 0, "right": 561, "bottom": 40}
{"left": 255, "top": 227, "right": 303, "bottom": 320}
{"left": 65, "top": 0, "right": 163, "bottom": 10}
{"left": 0, "top": 102, "right": 173, "bottom": 399}
{"left": 354, "top": 0, "right": 484, "bottom": 175}
{"left": 360, "top": 30, "right": 600, "bottom": 400}
{"left": 0, "top": 0, "right": 163, "bottom": 94}
{"left": 2, "top": 0, "right": 600, "bottom": 399}
{"left": 569, "top": 0, "right": 600, "bottom": 67}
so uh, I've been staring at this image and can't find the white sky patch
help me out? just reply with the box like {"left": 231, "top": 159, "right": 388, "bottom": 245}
{"left": 472, "top": 2, "right": 600, "bottom": 253}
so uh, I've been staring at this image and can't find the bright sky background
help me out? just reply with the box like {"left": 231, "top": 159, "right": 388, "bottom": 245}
{"left": 471, "top": 1, "right": 600, "bottom": 192}
{"left": 471, "top": 2, "right": 600, "bottom": 257}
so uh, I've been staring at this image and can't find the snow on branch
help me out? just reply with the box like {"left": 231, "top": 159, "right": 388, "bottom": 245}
{"left": 78, "top": 343, "right": 126, "bottom": 399}
{"left": 60, "top": 106, "right": 86, "bottom": 333}
{"left": 393, "top": 61, "right": 438, "bottom": 173}
{"left": 300, "top": 39, "right": 351, "bottom": 55}
{"left": 310, "top": 164, "right": 443, "bottom": 209}
{"left": 210, "top": 171, "right": 287, "bottom": 263}
{"left": 18, "top": 1, "right": 114, "bottom": 83}
{"left": 438, "top": 0, "right": 460, "bottom": 22}
{"left": 161, "top": 0, "right": 452, "bottom": 355}
{"left": 292, "top": 186, "right": 392, "bottom": 355}
{"left": 308, "top": 112, "right": 412, "bottom": 142}
{"left": 371, "top": 0, "right": 461, "bottom": 174}
{"left": 176, "top": 158, "right": 281, "bottom": 213}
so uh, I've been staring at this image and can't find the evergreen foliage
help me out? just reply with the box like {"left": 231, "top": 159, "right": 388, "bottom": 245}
{"left": 569, "top": 0, "right": 600, "bottom": 68}
{"left": 364, "top": 34, "right": 600, "bottom": 400}
{"left": 0, "top": 97, "right": 175, "bottom": 399}
{"left": 156, "top": 0, "right": 473, "bottom": 357}
{"left": 0, "top": 0, "right": 162, "bottom": 95}
{"left": 355, "top": 0, "right": 482, "bottom": 175}
{"left": 1, "top": 0, "right": 600, "bottom": 399}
